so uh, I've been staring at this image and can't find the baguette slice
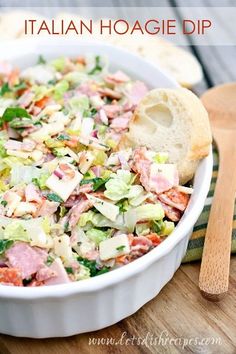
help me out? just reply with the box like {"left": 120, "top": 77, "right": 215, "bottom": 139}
{"left": 120, "top": 88, "right": 212, "bottom": 184}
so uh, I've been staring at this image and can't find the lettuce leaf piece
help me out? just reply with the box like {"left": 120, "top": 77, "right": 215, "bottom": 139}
{"left": 32, "top": 85, "right": 53, "bottom": 101}
{"left": 86, "top": 228, "right": 111, "bottom": 246}
{"left": 135, "top": 204, "right": 164, "bottom": 221}
{"left": 32, "top": 172, "right": 50, "bottom": 190}
{"left": 153, "top": 152, "right": 169, "bottom": 164}
{"left": 10, "top": 165, "right": 43, "bottom": 186}
{"left": 54, "top": 80, "right": 69, "bottom": 100}
{"left": 162, "top": 221, "right": 175, "bottom": 236}
{"left": 68, "top": 95, "right": 89, "bottom": 112}
{"left": 4, "top": 222, "right": 30, "bottom": 242}
{"left": 104, "top": 170, "right": 141, "bottom": 201}
{"left": 80, "top": 177, "right": 109, "bottom": 191}
{"left": 92, "top": 150, "right": 107, "bottom": 166}
{"left": 50, "top": 57, "right": 66, "bottom": 71}
{"left": 0, "top": 83, "right": 11, "bottom": 96}
{"left": 0, "top": 107, "right": 31, "bottom": 126}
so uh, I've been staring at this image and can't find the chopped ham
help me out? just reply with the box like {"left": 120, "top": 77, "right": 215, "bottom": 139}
{"left": 77, "top": 83, "right": 95, "bottom": 97}
{"left": 158, "top": 188, "right": 190, "bottom": 212}
{"left": 36, "top": 266, "right": 56, "bottom": 282}
{"left": 35, "top": 199, "right": 59, "bottom": 217}
{"left": 128, "top": 81, "right": 148, "bottom": 105}
{"left": 6, "top": 243, "right": 47, "bottom": 279}
{"left": 4, "top": 140, "right": 22, "bottom": 151}
{"left": 98, "top": 87, "right": 122, "bottom": 100}
{"left": 131, "top": 147, "right": 152, "bottom": 191}
{"left": 18, "top": 90, "right": 34, "bottom": 108}
{"left": 99, "top": 109, "right": 108, "bottom": 125}
{"left": 68, "top": 197, "right": 93, "bottom": 229}
{"left": 105, "top": 71, "right": 130, "bottom": 84}
{"left": 25, "top": 184, "right": 41, "bottom": 203}
{"left": 44, "top": 258, "right": 71, "bottom": 285}
{"left": 22, "top": 139, "right": 36, "bottom": 151}
{"left": 159, "top": 201, "right": 181, "bottom": 222}
{"left": 103, "top": 104, "right": 121, "bottom": 118}
{"left": 129, "top": 236, "right": 152, "bottom": 258}
{"left": 149, "top": 174, "right": 173, "bottom": 195}
{"left": 91, "top": 166, "right": 101, "bottom": 177}
{"left": 110, "top": 112, "right": 133, "bottom": 131}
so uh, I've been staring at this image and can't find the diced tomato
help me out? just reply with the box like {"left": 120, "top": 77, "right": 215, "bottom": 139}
{"left": 35, "top": 96, "right": 50, "bottom": 109}
{"left": 145, "top": 233, "right": 162, "bottom": 246}
{"left": 76, "top": 57, "right": 86, "bottom": 65}
{"left": 116, "top": 255, "right": 131, "bottom": 265}
{"left": 0, "top": 268, "right": 23, "bottom": 286}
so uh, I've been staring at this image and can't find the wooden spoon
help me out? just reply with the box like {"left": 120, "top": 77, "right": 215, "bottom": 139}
{"left": 199, "top": 83, "right": 236, "bottom": 301}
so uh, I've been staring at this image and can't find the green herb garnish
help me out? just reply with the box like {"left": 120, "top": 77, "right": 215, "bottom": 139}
{"left": 65, "top": 267, "right": 74, "bottom": 274}
{"left": 46, "top": 255, "right": 54, "bottom": 266}
{"left": 47, "top": 193, "right": 63, "bottom": 203}
{"left": 88, "top": 56, "right": 102, "bottom": 75}
{"left": 37, "top": 55, "right": 46, "bottom": 64}
{"left": 0, "top": 239, "right": 13, "bottom": 255}
{"left": 116, "top": 245, "right": 126, "bottom": 252}
{"left": 80, "top": 177, "right": 109, "bottom": 192}
{"left": 1, "top": 200, "right": 7, "bottom": 207}
{"left": 0, "top": 82, "right": 11, "bottom": 96}
{"left": 77, "top": 257, "right": 109, "bottom": 277}
{"left": 57, "top": 134, "right": 70, "bottom": 141}
{"left": 64, "top": 221, "right": 69, "bottom": 233}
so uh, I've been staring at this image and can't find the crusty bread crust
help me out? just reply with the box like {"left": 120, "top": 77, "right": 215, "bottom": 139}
{"left": 120, "top": 88, "right": 212, "bottom": 184}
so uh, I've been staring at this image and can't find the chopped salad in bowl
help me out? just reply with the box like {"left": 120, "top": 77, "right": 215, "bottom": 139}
{"left": 0, "top": 55, "right": 192, "bottom": 287}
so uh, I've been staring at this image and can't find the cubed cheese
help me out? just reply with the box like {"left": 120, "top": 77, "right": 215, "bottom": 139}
{"left": 79, "top": 151, "right": 94, "bottom": 174}
{"left": 99, "top": 234, "right": 130, "bottom": 261}
{"left": 30, "top": 226, "right": 52, "bottom": 248}
{"left": 31, "top": 149, "right": 44, "bottom": 161}
{"left": 86, "top": 194, "right": 119, "bottom": 222}
{"left": 46, "top": 167, "right": 82, "bottom": 201}
{"left": 4, "top": 192, "right": 21, "bottom": 217}
{"left": 150, "top": 163, "right": 178, "bottom": 187}
{"left": 14, "top": 202, "right": 37, "bottom": 217}
{"left": 54, "top": 235, "right": 73, "bottom": 260}
{"left": 6, "top": 150, "right": 30, "bottom": 159}
{"left": 81, "top": 118, "right": 94, "bottom": 136}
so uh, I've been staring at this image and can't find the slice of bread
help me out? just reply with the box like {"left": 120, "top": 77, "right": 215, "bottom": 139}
{"left": 120, "top": 88, "right": 212, "bottom": 184}
{"left": 109, "top": 35, "right": 203, "bottom": 88}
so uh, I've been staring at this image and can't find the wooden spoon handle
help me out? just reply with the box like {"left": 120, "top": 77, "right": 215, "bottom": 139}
{"left": 199, "top": 132, "right": 236, "bottom": 301}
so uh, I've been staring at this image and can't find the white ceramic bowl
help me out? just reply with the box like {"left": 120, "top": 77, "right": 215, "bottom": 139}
{"left": 0, "top": 39, "right": 213, "bottom": 338}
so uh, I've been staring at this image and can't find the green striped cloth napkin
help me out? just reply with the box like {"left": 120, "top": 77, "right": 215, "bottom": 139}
{"left": 182, "top": 147, "right": 236, "bottom": 263}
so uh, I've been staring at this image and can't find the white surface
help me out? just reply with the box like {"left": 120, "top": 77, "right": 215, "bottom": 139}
{"left": 0, "top": 39, "right": 213, "bottom": 338}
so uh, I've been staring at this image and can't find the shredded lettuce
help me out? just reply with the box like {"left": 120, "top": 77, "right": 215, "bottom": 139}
{"left": 68, "top": 95, "right": 89, "bottom": 113}
{"left": 135, "top": 204, "right": 164, "bottom": 221}
{"left": 153, "top": 152, "right": 169, "bottom": 164}
{"left": 4, "top": 222, "right": 30, "bottom": 242}
{"left": 50, "top": 57, "right": 66, "bottom": 71}
{"left": 10, "top": 165, "right": 43, "bottom": 186}
{"left": 162, "top": 221, "right": 175, "bottom": 236}
{"left": 104, "top": 170, "right": 141, "bottom": 201}
{"left": 86, "top": 228, "right": 111, "bottom": 246}
{"left": 32, "top": 85, "right": 53, "bottom": 101}
{"left": 32, "top": 172, "right": 50, "bottom": 190}
{"left": 92, "top": 150, "right": 107, "bottom": 166}
{"left": 54, "top": 80, "right": 69, "bottom": 100}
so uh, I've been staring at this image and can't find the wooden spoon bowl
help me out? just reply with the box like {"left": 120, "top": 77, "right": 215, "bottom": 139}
{"left": 199, "top": 83, "right": 236, "bottom": 301}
